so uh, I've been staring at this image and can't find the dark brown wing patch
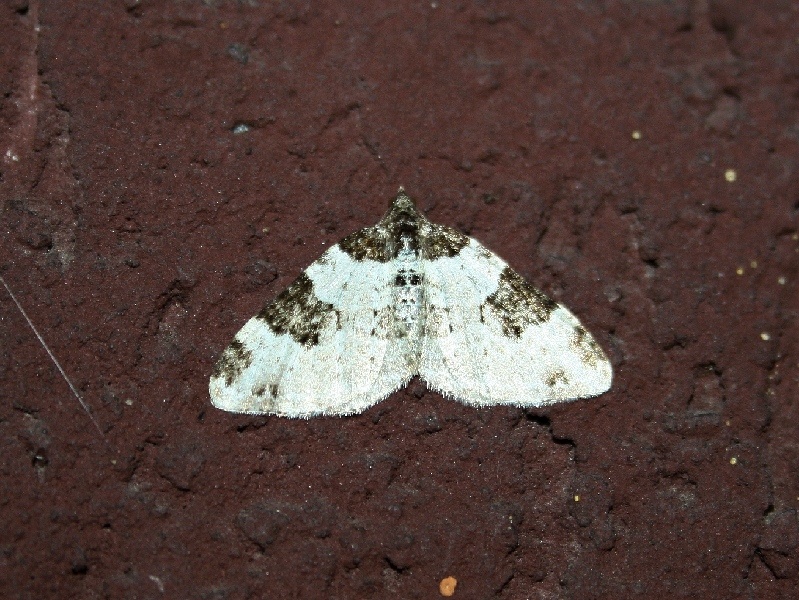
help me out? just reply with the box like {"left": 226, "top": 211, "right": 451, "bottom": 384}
{"left": 256, "top": 273, "right": 338, "bottom": 347}
{"left": 212, "top": 339, "right": 253, "bottom": 385}
{"left": 338, "top": 191, "right": 467, "bottom": 262}
{"left": 481, "top": 267, "right": 559, "bottom": 338}
{"left": 421, "top": 223, "right": 468, "bottom": 260}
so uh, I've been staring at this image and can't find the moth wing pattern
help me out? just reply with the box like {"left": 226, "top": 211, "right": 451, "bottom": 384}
{"left": 210, "top": 188, "right": 613, "bottom": 418}
{"left": 419, "top": 236, "right": 612, "bottom": 407}
{"left": 209, "top": 244, "right": 416, "bottom": 417}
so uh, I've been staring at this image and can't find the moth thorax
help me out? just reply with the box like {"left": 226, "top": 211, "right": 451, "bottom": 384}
{"left": 393, "top": 236, "right": 424, "bottom": 337}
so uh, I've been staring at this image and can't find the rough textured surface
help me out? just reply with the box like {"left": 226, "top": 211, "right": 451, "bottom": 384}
{"left": 0, "top": 1, "right": 797, "bottom": 598}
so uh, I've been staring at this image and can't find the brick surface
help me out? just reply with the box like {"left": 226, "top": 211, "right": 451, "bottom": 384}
{"left": 1, "top": 1, "right": 797, "bottom": 598}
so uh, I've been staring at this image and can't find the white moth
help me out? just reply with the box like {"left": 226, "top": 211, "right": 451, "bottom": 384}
{"left": 210, "top": 189, "right": 612, "bottom": 418}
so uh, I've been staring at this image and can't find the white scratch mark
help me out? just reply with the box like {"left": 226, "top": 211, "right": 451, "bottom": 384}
{"left": 1, "top": 275, "right": 105, "bottom": 438}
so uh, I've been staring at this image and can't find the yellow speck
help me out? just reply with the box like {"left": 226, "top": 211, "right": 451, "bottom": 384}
{"left": 262, "top": 227, "right": 270, "bottom": 234}
{"left": 439, "top": 576, "right": 457, "bottom": 597}
{"left": 631, "top": 130, "right": 642, "bottom": 140}
{"left": 750, "top": 260, "right": 758, "bottom": 269}
{"left": 725, "top": 420, "right": 731, "bottom": 426}
{"left": 761, "top": 332, "right": 771, "bottom": 341}
{"left": 778, "top": 276, "right": 787, "bottom": 285}
{"left": 574, "top": 495, "right": 580, "bottom": 502}
{"left": 724, "top": 169, "right": 737, "bottom": 182}
{"left": 730, "top": 457, "right": 737, "bottom": 465}
{"left": 736, "top": 267, "right": 744, "bottom": 275}
{"left": 793, "top": 233, "right": 799, "bottom": 241}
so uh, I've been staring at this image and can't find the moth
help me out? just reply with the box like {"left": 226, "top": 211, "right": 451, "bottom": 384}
{"left": 210, "top": 189, "right": 612, "bottom": 417}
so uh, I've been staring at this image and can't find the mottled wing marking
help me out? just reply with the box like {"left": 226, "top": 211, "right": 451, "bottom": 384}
{"left": 338, "top": 224, "right": 391, "bottom": 262}
{"left": 211, "top": 339, "right": 253, "bottom": 386}
{"left": 570, "top": 325, "right": 606, "bottom": 368}
{"left": 421, "top": 223, "right": 468, "bottom": 260}
{"left": 480, "top": 267, "right": 559, "bottom": 337}
{"left": 545, "top": 369, "right": 569, "bottom": 387}
{"left": 256, "top": 272, "right": 338, "bottom": 347}
{"left": 339, "top": 190, "right": 468, "bottom": 262}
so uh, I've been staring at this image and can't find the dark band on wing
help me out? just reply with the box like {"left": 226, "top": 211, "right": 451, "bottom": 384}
{"left": 481, "top": 267, "right": 559, "bottom": 338}
{"left": 257, "top": 272, "right": 339, "bottom": 347}
{"left": 212, "top": 339, "right": 253, "bottom": 386}
{"left": 338, "top": 191, "right": 468, "bottom": 262}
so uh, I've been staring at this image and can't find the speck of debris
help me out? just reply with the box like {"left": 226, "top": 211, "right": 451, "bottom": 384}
{"left": 227, "top": 43, "right": 249, "bottom": 64}
{"left": 439, "top": 576, "right": 457, "bottom": 597}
